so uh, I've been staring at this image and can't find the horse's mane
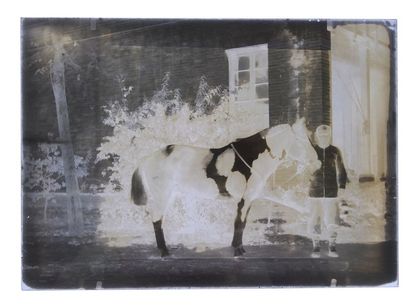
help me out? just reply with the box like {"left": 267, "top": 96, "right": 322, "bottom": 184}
{"left": 264, "top": 123, "right": 291, "bottom": 139}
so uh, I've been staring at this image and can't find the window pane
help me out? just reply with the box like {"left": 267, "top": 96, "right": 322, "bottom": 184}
{"left": 255, "top": 52, "right": 268, "bottom": 68}
{"left": 255, "top": 69, "right": 268, "bottom": 83}
{"left": 256, "top": 84, "right": 268, "bottom": 99}
{"left": 238, "top": 71, "right": 250, "bottom": 86}
{"left": 236, "top": 86, "right": 250, "bottom": 101}
{"left": 238, "top": 56, "right": 250, "bottom": 70}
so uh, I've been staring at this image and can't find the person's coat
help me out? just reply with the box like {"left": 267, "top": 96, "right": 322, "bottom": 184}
{"left": 309, "top": 144, "right": 348, "bottom": 198}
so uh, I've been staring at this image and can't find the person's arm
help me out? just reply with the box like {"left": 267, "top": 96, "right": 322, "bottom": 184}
{"left": 336, "top": 147, "right": 348, "bottom": 189}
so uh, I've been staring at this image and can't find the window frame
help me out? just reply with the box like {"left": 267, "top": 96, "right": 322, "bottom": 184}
{"left": 226, "top": 44, "right": 269, "bottom": 104}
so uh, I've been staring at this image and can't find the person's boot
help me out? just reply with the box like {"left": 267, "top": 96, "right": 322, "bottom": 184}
{"left": 310, "top": 239, "right": 321, "bottom": 258}
{"left": 328, "top": 245, "right": 338, "bottom": 258}
{"left": 328, "top": 235, "right": 339, "bottom": 258}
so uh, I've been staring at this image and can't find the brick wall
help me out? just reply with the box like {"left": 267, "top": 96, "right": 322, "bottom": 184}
{"left": 268, "top": 22, "right": 331, "bottom": 132}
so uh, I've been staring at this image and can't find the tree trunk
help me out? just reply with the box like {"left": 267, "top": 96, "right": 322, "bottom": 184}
{"left": 43, "top": 195, "right": 49, "bottom": 224}
{"left": 50, "top": 41, "right": 83, "bottom": 234}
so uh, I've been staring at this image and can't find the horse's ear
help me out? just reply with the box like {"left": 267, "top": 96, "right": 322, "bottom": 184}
{"left": 260, "top": 128, "right": 269, "bottom": 139}
{"left": 265, "top": 124, "right": 292, "bottom": 156}
{"left": 292, "top": 117, "right": 306, "bottom": 132}
{"left": 292, "top": 117, "right": 316, "bottom": 143}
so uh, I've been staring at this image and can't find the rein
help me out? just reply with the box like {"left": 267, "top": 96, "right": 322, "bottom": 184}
{"left": 229, "top": 123, "right": 315, "bottom": 200}
{"left": 230, "top": 143, "right": 255, "bottom": 174}
{"left": 230, "top": 125, "right": 310, "bottom": 181}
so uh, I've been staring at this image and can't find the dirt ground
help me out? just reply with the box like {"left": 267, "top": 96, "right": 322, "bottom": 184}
{"left": 21, "top": 193, "right": 396, "bottom": 289}
{"left": 22, "top": 235, "right": 397, "bottom": 289}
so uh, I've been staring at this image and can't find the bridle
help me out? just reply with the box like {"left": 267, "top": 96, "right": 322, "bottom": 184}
{"left": 229, "top": 126, "right": 290, "bottom": 179}
{"left": 230, "top": 123, "right": 316, "bottom": 192}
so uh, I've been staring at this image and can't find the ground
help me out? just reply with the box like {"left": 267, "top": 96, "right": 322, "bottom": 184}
{"left": 22, "top": 235, "right": 397, "bottom": 289}
{"left": 22, "top": 193, "right": 396, "bottom": 288}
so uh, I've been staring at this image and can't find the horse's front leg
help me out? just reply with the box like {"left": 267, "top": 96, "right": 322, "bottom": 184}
{"left": 231, "top": 173, "right": 266, "bottom": 257}
{"left": 231, "top": 198, "right": 252, "bottom": 257}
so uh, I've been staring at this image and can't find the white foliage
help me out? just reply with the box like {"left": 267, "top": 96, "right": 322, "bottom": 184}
{"left": 23, "top": 144, "right": 89, "bottom": 193}
{"left": 97, "top": 73, "right": 244, "bottom": 194}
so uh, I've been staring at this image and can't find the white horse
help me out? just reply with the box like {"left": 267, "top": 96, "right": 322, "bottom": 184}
{"left": 131, "top": 118, "right": 319, "bottom": 257}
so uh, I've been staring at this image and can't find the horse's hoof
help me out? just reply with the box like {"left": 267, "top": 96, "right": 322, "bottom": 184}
{"left": 160, "top": 249, "right": 170, "bottom": 258}
{"left": 233, "top": 247, "right": 244, "bottom": 257}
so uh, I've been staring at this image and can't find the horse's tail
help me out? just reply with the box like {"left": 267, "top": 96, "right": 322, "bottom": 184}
{"left": 131, "top": 169, "right": 147, "bottom": 205}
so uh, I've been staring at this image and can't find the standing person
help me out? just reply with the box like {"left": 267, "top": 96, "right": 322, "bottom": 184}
{"left": 308, "top": 125, "right": 348, "bottom": 258}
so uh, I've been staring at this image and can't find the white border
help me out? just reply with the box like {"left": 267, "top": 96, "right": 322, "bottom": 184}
{"left": 1, "top": 0, "right": 408, "bottom": 307}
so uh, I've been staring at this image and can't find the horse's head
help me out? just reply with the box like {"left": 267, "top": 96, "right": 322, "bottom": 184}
{"left": 265, "top": 118, "right": 320, "bottom": 173}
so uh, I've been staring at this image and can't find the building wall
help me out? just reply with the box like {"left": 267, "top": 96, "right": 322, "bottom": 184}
{"left": 330, "top": 24, "right": 390, "bottom": 180}
{"left": 22, "top": 19, "right": 333, "bottom": 190}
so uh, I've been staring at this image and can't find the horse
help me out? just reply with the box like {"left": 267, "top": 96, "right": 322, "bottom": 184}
{"left": 131, "top": 117, "right": 319, "bottom": 257}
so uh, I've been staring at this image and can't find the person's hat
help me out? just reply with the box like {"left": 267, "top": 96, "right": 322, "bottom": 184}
{"left": 315, "top": 125, "right": 331, "bottom": 136}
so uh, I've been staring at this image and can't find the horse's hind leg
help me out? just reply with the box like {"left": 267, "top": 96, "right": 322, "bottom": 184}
{"left": 231, "top": 199, "right": 249, "bottom": 257}
{"left": 149, "top": 194, "right": 175, "bottom": 257}
{"left": 153, "top": 219, "right": 169, "bottom": 257}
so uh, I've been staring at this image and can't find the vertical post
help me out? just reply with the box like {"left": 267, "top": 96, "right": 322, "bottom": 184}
{"left": 385, "top": 23, "right": 397, "bottom": 242}
{"left": 50, "top": 38, "right": 83, "bottom": 234}
{"left": 358, "top": 37, "right": 372, "bottom": 178}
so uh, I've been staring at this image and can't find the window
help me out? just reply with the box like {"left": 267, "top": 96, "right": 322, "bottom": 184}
{"left": 226, "top": 44, "right": 268, "bottom": 103}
